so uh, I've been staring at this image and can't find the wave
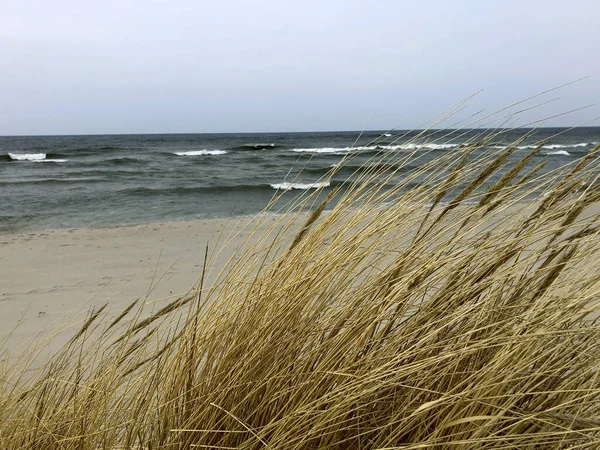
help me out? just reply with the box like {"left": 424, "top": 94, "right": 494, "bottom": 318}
{"left": 7, "top": 153, "right": 47, "bottom": 161}
{"left": 233, "top": 143, "right": 277, "bottom": 150}
{"left": 332, "top": 162, "right": 412, "bottom": 173}
{"left": 104, "top": 157, "right": 146, "bottom": 165}
{"left": 546, "top": 143, "right": 590, "bottom": 149}
{"left": 400, "top": 143, "right": 460, "bottom": 150}
{"left": 0, "top": 177, "right": 105, "bottom": 186}
{"left": 292, "top": 147, "right": 358, "bottom": 154}
{"left": 292, "top": 147, "right": 356, "bottom": 154}
{"left": 54, "top": 147, "right": 125, "bottom": 157}
{"left": 174, "top": 150, "right": 227, "bottom": 156}
{"left": 291, "top": 145, "right": 391, "bottom": 154}
{"left": 545, "top": 150, "right": 571, "bottom": 156}
{"left": 292, "top": 143, "right": 460, "bottom": 154}
{"left": 270, "top": 181, "right": 330, "bottom": 190}
{"left": 121, "top": 184, "right": 272, "bottom": 197}
{"left": 39, "top": 157, "right": 146, "bottom": 168}
{"left": 52, "top": 168, "right": 154, "bottom": 178}
{"left": 117, "top": 181, "right": 338, "bottom": 198}
{"left": 1, "top": 153, "right": 68, "bottom": 163}
{"left": 509, "top": 142, "right": 596, "bottom": 150}
{"left": 46, "top": 151, "right": 69, "bottom": 158}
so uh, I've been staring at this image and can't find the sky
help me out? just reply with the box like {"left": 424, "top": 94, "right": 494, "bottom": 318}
{"left": 1, "top": 0, "right": 599, "bottom": 135}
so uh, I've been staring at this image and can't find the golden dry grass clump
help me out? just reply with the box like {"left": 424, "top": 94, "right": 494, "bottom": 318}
{"left": 2, "top": 124, "right": 600, "bottom": 449}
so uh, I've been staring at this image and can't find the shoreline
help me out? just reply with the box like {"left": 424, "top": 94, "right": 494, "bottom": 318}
{"left": 0, "top": 210, "right": 287, "bottom": 237}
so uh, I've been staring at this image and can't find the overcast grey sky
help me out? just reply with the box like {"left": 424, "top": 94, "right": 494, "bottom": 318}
{"left": 1, "top": 0, "right": 598, "bottom": 135}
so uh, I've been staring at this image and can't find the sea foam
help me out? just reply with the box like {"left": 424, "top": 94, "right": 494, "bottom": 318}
{"left": 8, "top": 153, "right": 46, "bottom": 161}
{"left": 292, "top": 147, "right": 362, "bottom": 154}
{"left": 174, "top": 150, "right": 227, "bottom": 156}
{"left": 546, "top": 150, "right": 571, "bottom": 156}
{"left": 292, "top": 142, "right": 459, "bottom": 154}
{"left": 270, "top": 181, "right": 331, "bottom": 190}
{"left": 514, "top": 142, "right": 593, "bottom": 150}
{"left": 397, "top": 143, "right": 459, "bottom": 150}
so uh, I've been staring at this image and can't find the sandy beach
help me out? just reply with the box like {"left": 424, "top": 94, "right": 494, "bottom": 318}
{"left": 3, "top": 196, "right": 596, "bottom": 357}
{"left": 0, "top": 215, "right": 290, "bottom": 354}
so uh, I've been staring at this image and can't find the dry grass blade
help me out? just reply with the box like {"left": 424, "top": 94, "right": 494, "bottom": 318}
{"left": 67, "top": 303, "right": 108, "bottom": 346}
{"left": 287, "top": 187, "right": 338, "bottom": 253}
{"left": 105, "top": 298, "right": 140, "bottom": 333}
{"left": 479, "top": 142, "right": 545, "bottom": 208}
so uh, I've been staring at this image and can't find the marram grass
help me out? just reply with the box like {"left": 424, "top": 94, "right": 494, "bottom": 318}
{"left": 2, "top": 126, "right": 600, "bottom": 449}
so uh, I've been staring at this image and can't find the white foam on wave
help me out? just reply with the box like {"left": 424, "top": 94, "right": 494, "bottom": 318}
{"left": 546, "top": 150, "right": 571, "bottom": 156}
{"left": 292, "top": 147, "right": 364, "bottom": 154}
{"left": 292, "top": 142, "right": 458, "bottom": 154}
{"left": 546, "top": 143, "right": 589, "bottom": 149}
{"left": 174, "top": 150, "right": 227, "bottom": 156}
{"left": 514, "top": 142, "right": 593, "bottom": 150}
{"left": 270, "top": 181, "right": 331, "bottom": 190}
{"left": 33, "top": 159, "right": 68, "bottom": 163}
{"left": 384, "top": 133, "right": 392, "bottom": 137}
{"left": 245, "top": 143, "right": 275, "bottom": 148}
{"left": 397, "top": 143, "right": 459, "bottom": 150}
{"left": 8, "top": 153, "right": 46, "bottom": 161}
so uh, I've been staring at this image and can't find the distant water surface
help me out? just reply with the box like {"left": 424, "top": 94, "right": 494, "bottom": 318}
{"left": 1, "top": 128, "right": 599, "bottom": 232}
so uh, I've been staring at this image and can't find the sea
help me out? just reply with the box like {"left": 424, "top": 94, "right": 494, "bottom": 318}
{"left": 1, "top": 128, "right": 599, "bottom": 233}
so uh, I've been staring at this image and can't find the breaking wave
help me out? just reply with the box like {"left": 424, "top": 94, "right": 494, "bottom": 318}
{"left": 270, "top": 181, "right": 331, "bottom": 190}
{"left": 174, "top": 150, "right": 227, "bottom": 156}
{"left": 292, "top": 147, "right": 358, "bottom": 154}
{"left": 508, "top": 142, "right": 597, "bottom": 150}
{"left": 545, "top": 143, "right": 591, "bottom": 149}
{"left": 292, "top": 143, "right": 460, "bottom": 154}
{"left": 7, "top": 153, "right": 47, "bottom": 161}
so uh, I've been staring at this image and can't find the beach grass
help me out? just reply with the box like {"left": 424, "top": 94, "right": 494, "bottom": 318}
{"left": 2, "top": 124, "right": 600, "bottom": 449}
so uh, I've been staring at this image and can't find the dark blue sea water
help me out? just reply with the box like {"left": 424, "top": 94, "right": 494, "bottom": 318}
{"left": 1, "top": 128, "right": 599, "bottom": 233}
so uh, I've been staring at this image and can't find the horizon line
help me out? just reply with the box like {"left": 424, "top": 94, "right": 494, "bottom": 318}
{"left": 2, "top": 125, "right": 599, "bottom": 139}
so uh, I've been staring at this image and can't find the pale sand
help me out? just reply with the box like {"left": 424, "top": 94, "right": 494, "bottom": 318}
{"left": 2, "top": 200, "right": 596, "bottom": 358}
{"left": 0, "top": 215, "right": 295, "bottom": 355}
